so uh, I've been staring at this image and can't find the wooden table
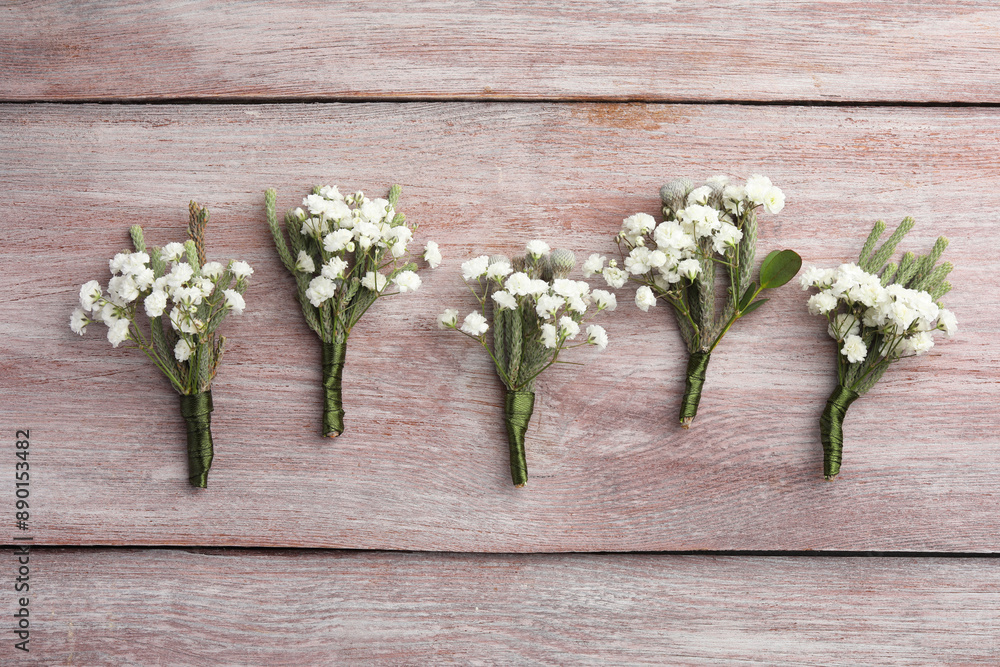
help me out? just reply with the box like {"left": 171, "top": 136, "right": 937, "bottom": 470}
{"left": 3, "top": 2, "right": 999, "bottom": 663}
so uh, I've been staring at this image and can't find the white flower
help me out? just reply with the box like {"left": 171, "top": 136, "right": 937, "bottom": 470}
{"left": 172, "top": 286, "right": 204, "bottom": 307}
{"left": 174, "top": 338, "right": 194, "bottom": 362}
{"left": 677, "top": 258, "right": 701, "bottom": 280}
{"left": 763, "top": 186, "right": 785, "bottom": 214}
{"left": 678, "top": 204, "right": 721, "bottom": 239}
{"left": 168, "top": 306, "right": 201, "bottom": 335}
{"left": 527, "top": 279, "right": 550, "bottom": 296}
{"left": 535, "top": 293, "right": 564, "bottom": 318}
{"left": 625, "top": 247, "right": 654, "bottom": 275}
{"left": 107, "top": 319, "right": 131, "bottom": 348}
{"left": 70, "top": 308, "right": 88, "bottom": 335}
{"left": 558, "top": 316, "right": 580, "bottom": 340}
{"left": 305, "top": 275, "right": 337, "bottom": 306}
{"left": 230, "top": 261, "right": 253, "bottom": 279}
{"left": 291, "top": 207, "right": 306, "bottom": 221}
{"left": 461, "top": 256, "right": 490, "bottom": 281}
{"left": 303, "top": 193, "right": 329, "bottom": 215}
{"left": 635, "top": 285, "right": 657, "bottom": 312}
{"left": 107, "top": 275, "right": 139, "bottom": 305}
{"left": 486, "top": 261, "right": 513, "bottom": 282}
{"left": 161, "top": 242, "right": 186, "bottom": 263}
{"left": 621, "top": 213, "right": 656, "bottom": 244}
{"left": 744, "top": 174, "right": 774, "bottom": 206}
{"left": 586, "top": 324, "right": 608, "bottom": 350}
{"left": 166, "top": 262, "right": 194, "bottom": 291}
{"left": 437, "top": 308, "right": 459, "bottom": 329}
{"left": 295, "top": 251, "right": 316, "bottom": 274}
{"left": 323, "top": 229, "right": 354, "bottom": 253}
{"left": 119, "top": 252, "right": 149, "bottom": 276}
{"left": 591, "top": 289, "right": 616, "bottom": 311}
{"left": 841, "top": 334, "right": 867, "bottom": 364}
{"left": 828, "top": 313, "right": 861, "bottom": 341}
{"left": 144, "top": 290, "right": 168, "bottom": 318}
{"left": 603, "top": 267, "right": 628, "bottom": 289}
{"left": 393, "top": 270, "right": 421, "bottom": 293}
{"left": 904, "top": 331, "right": 935, "bottom": 356}
{"left": 133, "top": 267, "right": 155, "bottom": 292}
{"left": 552, "top": 279, "right": 587, "bottom": 300}
{"left": 712, "top": 222, "right": 743, "bottom": 255}
{"left": 525, "top": 240, "right": 550, "bottom": 258}
{"left": 460, "top": 311, "right": 489, "bottom": 336}
{"left": 100, "top": 302, "right": 121, "bottom": 326}
{"left": 109, "top": 252, "right": 129, "bottom": 275}
{"left": 504, "top": 272, "right": 532, "bottom": 296}
{"left": 361, "top": 271, "right": 388, "bottom": 292}
{"left": 723, "top": 184, "right": 746, "bottom": 214}
{"left": 423, "top": 241, "right": 442, "bottom": 269}
{"left": 491, "top": 290, "right": 518, "bottom": 311}
{"left": 319, "top": 185, "right": 344, "bottom": 200}
{"left": 322, "top": 257, "right": 349, "bottom": 280}
{"left": 799, "top": 266, "right": 836, "bottom": 291}
{"left": 223, "top": 289, "right": 245, "bottom": 314}
{"left": 807, "top": 291, "right": 838, "bottom": 316}
{"left": 582, "top": 253, "right": 606, "bottom": 278}
{"left": 687, "top": 185, "right": 712, "bottom": 205}
{"left": 566, "top": 295, "right": 588, "bottom": 313}
{"left": 79, "top": 280, "right": 103, "bottom": 311}
{"left": 938, "top": 308, "right": 958, "bottom": 338}
{"left": 540, "top": 323, "right": 558, "bottom": 349}
{"left": 301, "top": 217, "right": 327, "bottom": 237}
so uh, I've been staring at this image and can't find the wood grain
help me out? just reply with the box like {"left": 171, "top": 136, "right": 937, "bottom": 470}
{"left": 15, "top": 549, "right": 1000, "bottom": 665}
{"left": 3, "top": 1, "right": 1000, "bottom": 103}
{"left": 2, "top": 103, "right": 998, "bottom": 551}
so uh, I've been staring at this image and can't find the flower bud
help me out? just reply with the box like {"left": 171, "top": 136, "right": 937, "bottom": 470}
{"left": 660, "top": 177, "right": 693, "bottom": 213}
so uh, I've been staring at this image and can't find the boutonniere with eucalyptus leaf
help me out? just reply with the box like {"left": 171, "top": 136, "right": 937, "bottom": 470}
{"left": 265, "top": 184, "right": 439, "bottom": 437}
{"left": 71, "top": 203, "right": 251, "bottom": 487}
{"left": 594, "top": 175, "right": 801, "bottom": 427}
{"left": 801, "top": 218, "right": 956, "bottom": 479}
{"left": 439, "top": 241, "right": 615, "bottom": 487}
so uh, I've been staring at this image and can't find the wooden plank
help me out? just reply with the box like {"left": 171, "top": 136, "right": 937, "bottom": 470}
{"left": 3, "top": 1, "right": 1000, "bottom": 102}
{"left": 1, "top": 103, "right": 997, "bottom": 551}
{"left": 15, "top": 549, "right": 1000, "bottom": 664}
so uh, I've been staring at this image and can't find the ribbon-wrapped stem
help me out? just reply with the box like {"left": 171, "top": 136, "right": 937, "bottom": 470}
{"left": 504, "top": 390, "right": 535, "bottom": 487}
{"left": 680, "top": 351, "right": 711, "bottom": 428}
{"left": 820, "top": 384, "right": 860, "bottom": 480}
{"left": 321, "top": 340, "right": 347, "bottom": 438}
{"left": 179, "top": 391, "right": 214, "bottom": 488}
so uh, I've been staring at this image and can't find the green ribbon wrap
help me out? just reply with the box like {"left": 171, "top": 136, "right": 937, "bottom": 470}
{"left": 179, "top": 391, "right": 214, "bottom": 488}
{"left": 504, "top": 390, "right": 535, "bottom": 488}
{"left": 820, "top": 384, "right": 860, "bottom": 480}
{"left": 680, "top": 352, "right": 711, "bottom": 428}
{"left": 321, "top": 341, "right": 347, "bottom": 438}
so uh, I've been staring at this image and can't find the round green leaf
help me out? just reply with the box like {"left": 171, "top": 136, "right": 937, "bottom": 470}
{"left": 759, "top": 249, "right": 802, "bottom": 289}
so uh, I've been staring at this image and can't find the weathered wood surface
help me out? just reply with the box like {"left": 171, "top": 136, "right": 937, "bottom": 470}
{"left": 4, "top": 1, "right": 1000, "bottom": 103}
{"left": 11, "top": 549, "right": 1000, "bottom": 665}
{"left": 2, "top": 103, "right": 996, "bottom": 551}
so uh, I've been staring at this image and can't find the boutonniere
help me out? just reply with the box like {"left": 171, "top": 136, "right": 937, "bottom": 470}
{"left": 801, "top": 218, "right": 956, "bottom": 479}
{"left": 439, "top": 241, "right": 615, "bottom": 487}
{"left": 597, "top": 175, "right": 800, "bottom": 427}
{"left": 265, "top": 185, "right": 439, "bottom": 437}
{"left": 71, "top": 203, "right": 251, "bottom": 487}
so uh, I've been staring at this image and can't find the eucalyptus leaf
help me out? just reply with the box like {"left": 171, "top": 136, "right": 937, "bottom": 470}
{"left": 759, "top": 249, "right": 802, "bottom": 289}
{"left": 739, "top": 282, "right": 758, "bottom": 311}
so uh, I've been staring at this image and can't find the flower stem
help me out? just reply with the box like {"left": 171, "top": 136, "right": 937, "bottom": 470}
{"left": 819, "top": 384, "right": 860, "bottom": 479}
{"left": 321, "top": 339, "right": 348, "bottom": 437}
{"left": 179, "top": 391, "right": 214, "bottom": 488}
{"left": 679, "top": 351, "right": 711, "bottom": 428}
{"left": 503, "top": 390, "right": 535, "bottom": 487}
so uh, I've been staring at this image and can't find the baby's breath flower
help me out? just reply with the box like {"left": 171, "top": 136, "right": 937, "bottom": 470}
{"left": 491, "top": 290, "right": 518, "bottom": 311}
{"left": 230, "top": 261, "right": 254, "bottom": 279}
{"left": 460, "top": 311, "right": 489, "bottom": 336}
{"left": 744, "top": 174, "right": 773, "bottom": 205}
{"left": 361, "top": 271, "right": 388, "bottom": 292}
{"left": 423, "top": 241, "right": 442, "bottom": 269}
{"left": 540, "top": 323, "right": 558, "bottom": 349}
{"left": 107, "top": 319, "right": 130, "bottom": 347}
{"left": 223, "top": 289, "right": 245, "bottom": 315}
{"left": 525, "top": 240, "right": 550, "bottom": 258}
{"left": 438, "top": 308, "right": 459, "bottom": 329}
{"left": 586, "top": 324, "right": 608, "bottom": 350}
{"left": 582, "top": 253, "right": 606, "bottom": 277}
{"left": 162, "top": 242, "right": 186, "bottom": 263}
{"left": 635, "top": 285, "right": 657, "bottom": 312}
{"left": 504, "top": 272, "right": 532, "bottom": 296}
{"left": 79, "top": 280, "right": 103, "bottom": 312}
{"left": 486, "top": 261, "right": 513, "bottom": 282}
{"left": 174, "top": 338, "right": 194, "bottom": 362}
{"left": 558, "top": 316, "right": 580, "bottom": 340}
{"left": 938, "top": 309, "right": 958, "bottom": 337}
{"left": 393, "top": 270, "right": 421, "bottom": 293}
{"left": 461, "top": 256, "right": 490, "bottom": 281}
{"left": 295, "top": 251, "right": 316, "bottom": 274}
{"left": 591, "top": 289, "right": 617, "bottom": 311}
{"left": 144, "top": 290, "right": 168, "bottom": 318}
{"left": 841, "top": 334, "right": 867, "bottom": 363}
{"left": 322, "top": 257, "right": 348, "bottom": 280}
{"left": 323, "top": 229, "right": 353, "bottom": 253}
{"left": 602, "top": 267, "right": 628, "bottom": 289}
{"left": 807, "top": 292, "right": 838, "bottom": 316}
{"left": 305, "top": 275, "right": 337, "bottom": 306}
{"left": 534, "top": 293, "right": 564, "bottom": 319}
{"left": 763, "top": 186, "right": 785, "bottom": 214}
{"left": 70, "top": 308, "right": 88, "bottom": 335}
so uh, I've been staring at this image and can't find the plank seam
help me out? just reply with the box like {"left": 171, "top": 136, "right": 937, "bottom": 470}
{"left": 2, "top": 98, "right": 1000, "bottom": 107}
